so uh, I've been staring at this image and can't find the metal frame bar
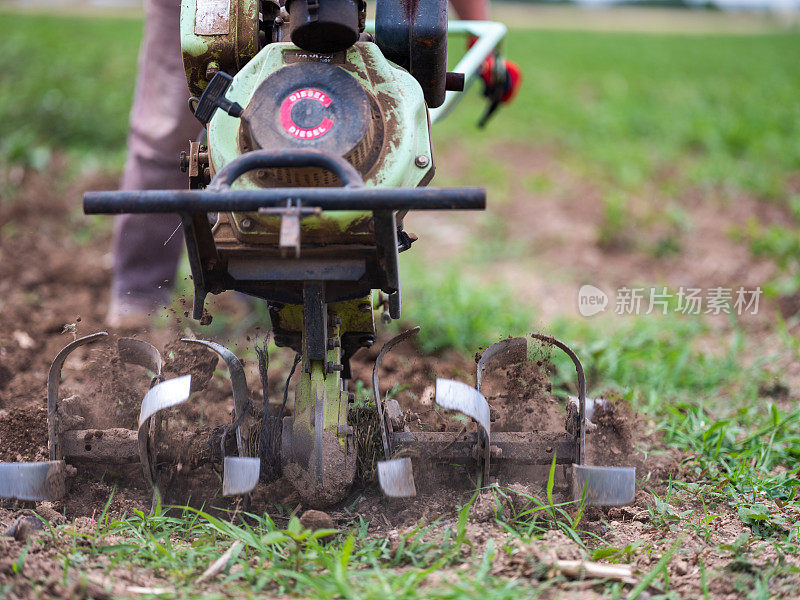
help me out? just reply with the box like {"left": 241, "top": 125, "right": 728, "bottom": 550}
{"left": 84, "top": 187, "right": 486, "bottom": 214}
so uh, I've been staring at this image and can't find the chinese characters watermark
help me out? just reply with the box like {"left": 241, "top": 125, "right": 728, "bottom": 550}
{"left": 578, "top": 286, "right": 761, "bottom": 317}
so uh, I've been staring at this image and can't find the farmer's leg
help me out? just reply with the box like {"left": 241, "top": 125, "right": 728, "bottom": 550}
{"left": 109, "top": 0, "right": 197, "bottom": 324}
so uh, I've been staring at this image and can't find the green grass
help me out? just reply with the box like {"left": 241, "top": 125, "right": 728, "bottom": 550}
{"left": 399, "top": 255, "right": 534, "bottom": 353}
{"left": 4, "top": 13, "right": 799, "bottom": 201}
{"left": 441, "top": 30, "right": 800, "bottom": 200}
{"left": 41, "top": 494, "right": 555, "bottom": 599}
{"left": 0, "top": 13, "right": 139, "bottom": 168}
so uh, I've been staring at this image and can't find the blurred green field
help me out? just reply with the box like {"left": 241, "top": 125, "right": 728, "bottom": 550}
{"left": 2, "top": 13, "right": 799, "bottom": 197}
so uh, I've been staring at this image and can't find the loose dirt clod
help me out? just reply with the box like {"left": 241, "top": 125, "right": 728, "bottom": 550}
{"left": 162, "top": 340, "right": 219, "bottom": 393}
{"left": 300, "top": 509, "right": 334, "bottom": 531}
{"left": 4, "top": 514, "right": 43, "bottom": 542}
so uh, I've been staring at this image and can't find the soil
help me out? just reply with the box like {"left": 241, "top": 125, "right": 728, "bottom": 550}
{"left": 1, "top": 159, "right": 789, "bottom": 598}
{"left": 62, "top": 343, "right": 151, "bottom": 430}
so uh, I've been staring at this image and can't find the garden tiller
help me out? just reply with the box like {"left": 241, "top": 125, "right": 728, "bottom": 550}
{"left": 0, "top": 0, "right": 634, "bottom": 507}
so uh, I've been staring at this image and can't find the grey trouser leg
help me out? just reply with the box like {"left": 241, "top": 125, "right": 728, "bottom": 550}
{"left": 110, "top": 0, "right": 198, "bottom": 313}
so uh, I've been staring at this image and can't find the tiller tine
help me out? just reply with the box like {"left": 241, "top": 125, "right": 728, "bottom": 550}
{"left": 0, "top": 332, "right": 109, "bottom": 502}
{"left": 0, "top": 333, "right": 263, "bottom": 505}
{"left": 373, "top": 328, "right": 420, "bottom": 498}
{"left": 434, "top": 378, "right": 491, "bottom": 484}
{"left": 118, "top": 337, "right": 164, "bottom": 384}
{"left": 573, "top": 464, "right": 636, "bottom": 506}
{"left": 0, "top": 461, "right": 67, "bottom": 502}
{"left": 180, "top": 339, "right": 259, "bottom": 496}
{"left": 377, "top": 458, "right": 416, "bottom": 498}
{"left": 138, "top": 375, "right": 193, "bottom": 500}
{"left": 222, "top": 457, "right": 261, "bottom": 496}
{"left": 373, "top": 333, "right": 636, "bottom": 506}
{"left": 476, "top": 336, "right": 527, "bottom": 393}
{"left": 48, "top": 332, "right": 110, "bottom": 462}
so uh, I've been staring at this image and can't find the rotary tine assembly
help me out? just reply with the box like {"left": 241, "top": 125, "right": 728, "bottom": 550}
{"left": 180, "top": 339, "right": 260, "bottom": 496}
{"left": 375, "top": 333, "right": 635, "bottom": 506}
{"left": 0, "top": 333, "right": 260, "bottom": 506}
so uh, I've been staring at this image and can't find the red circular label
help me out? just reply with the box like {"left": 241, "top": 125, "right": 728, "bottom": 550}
{"left": 279, "top": 88, "right": 334, "bottom": 140}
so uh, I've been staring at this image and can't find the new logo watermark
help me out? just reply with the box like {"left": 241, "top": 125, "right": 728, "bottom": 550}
{"left": 576, "top": 286, "right": 761, "bottom": 317}
{"left": 578, "top": 285, "right": 609, "bottom": 317}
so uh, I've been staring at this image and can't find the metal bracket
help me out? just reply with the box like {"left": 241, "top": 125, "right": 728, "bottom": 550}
{"left": 258, "top": 200, "right": 322, "bottom": 258}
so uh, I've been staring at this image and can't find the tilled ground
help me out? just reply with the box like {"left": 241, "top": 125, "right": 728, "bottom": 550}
{"left": 2, "top": 163, "right": 791, "bottom": 599}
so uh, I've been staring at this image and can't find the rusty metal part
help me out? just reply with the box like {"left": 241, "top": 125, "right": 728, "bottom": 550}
{"left": 391, "top": 431, "right": 577, "bottom": 465}
{"left": 258, "top": 200, "right": 323, "bottom": 258}
{"left": 181, "top": 0, "right": 260, "bottom": 98}
{"left": 48, "top": 332, "right": 109, "bottom": 461}
{"left": 195, "top": 0, "right": 231, "bottom": 35}
{"left": 59, "top": 429, "right": 205, "bottom": 466}
{"left": 62, "top": 428, "right": 140, "bottom": 463}
{"left": 372, "top": 327, "right": 420, "bottom": 460}
{"left": 186, "top": 141, "right": 211, "bottom": 189}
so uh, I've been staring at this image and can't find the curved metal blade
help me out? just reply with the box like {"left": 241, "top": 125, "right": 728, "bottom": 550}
{"left": 378, "top": 457, "right": 416, "bottom": 498}
{"left": 573, "top": 464, "right": 636, "bottom": 506}
{"left": 47, "top": 332, "right": 109, "bottom": 460}
{"left": 222, "top": 456, "right": 260, "bottom": 496}
{"left": 0, "top": 461, "right": 67, "bottom": 501}
{"left": 137, "top": 375, "right": 193, "bottom": 488}
{"left": 435, "top": 379, "right": 491, "bottom": 434}
{"left": 476, "top": 337, "right": 527, "bottom": 393}
{"left": 531, "top": 333, "right": 587, "bottom": 465}
{"left": 435, "top": 378, "right": 491, "bottom": 484}
{"left": 118, "top": 337, "right": 163, "bottom": 379}
{"left": 181, "top": 338, "right": 249, "bottom": 456}
{"left": 373, "top": 327, "right": 420, "bottom": 460}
